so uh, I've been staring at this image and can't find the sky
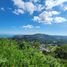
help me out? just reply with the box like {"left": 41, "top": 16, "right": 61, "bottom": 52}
{"left": 0, "top": 0, "right": 67, "bottom": 35}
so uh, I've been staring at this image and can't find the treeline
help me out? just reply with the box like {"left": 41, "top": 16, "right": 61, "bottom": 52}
{"left": 0, "top": 38, "right": 67, "bottom": 67}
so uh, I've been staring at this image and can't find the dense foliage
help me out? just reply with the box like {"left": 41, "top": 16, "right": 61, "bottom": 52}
{"left": 0, "top": 38, "right": 67, "bottom": 67}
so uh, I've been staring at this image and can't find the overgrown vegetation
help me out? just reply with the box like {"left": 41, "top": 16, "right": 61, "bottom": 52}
{"left": 0, "top": 38, "right": 67, "bottom": 67}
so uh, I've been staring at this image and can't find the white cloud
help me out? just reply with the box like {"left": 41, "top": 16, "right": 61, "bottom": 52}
{"left": 22, "top": 24, "right": 40, "bottom": 29}
{"left": 45, "top": 0, "right": 67, "bottom": 10}
{"left": 12, "top": 0, "right": 67, "bottom": 24}
{"left": 51, "top": 11, "right": 60, "bottom": 15}
{"left": 34, "top": 16, "right": 52, "bottom": 24}
{"left": 45, "top": 0, "right": 55, "bottom": 10}
{"left": 25, "top": 2, "right": 36, "bottom": 14}
{"left": 13, "top": 9, "right": 24, "bottom": 15}
{"left": 34, "top": 16, "right": 40, "bottom": 22}
{"left": 54, "top": 17, "right": 67, "bottom": 23}
{"left": 1, "top": 7, "right": 5, "bottom": 11}
{"left": 12, "top": 0, "right": 25, "bottom": 9}
{"left": 38, "top": 11, "right": 53, "bottom": 24}
{"left": 36, "top": 4, "right": 45, "bottom": 12}
{"left": 62, "top": 5, "right": 67, "bottom": 11}
{"left": 33, "top": 11, "right": 60, "bottom": 24}
{"left": 33, "top": 11, "right": 67, "bottom": 24}
{"left": 12, "top": 0, "right": 36, "bottom": 15}
{"left": 22, "top": 25, "right": 33, "bottom": 29}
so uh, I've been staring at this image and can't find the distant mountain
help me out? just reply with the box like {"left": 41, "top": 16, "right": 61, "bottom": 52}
{"left": 13, "top": 34, "right": 53, "bottom": 40}
{"left": 13, "top": 34, "right": 67, "bottom": 40}
{"left": 1, "top": 34, "right": 67, "bottom": 45}
{"left": 13, "top": 34, "right": 67, "bottom": 45}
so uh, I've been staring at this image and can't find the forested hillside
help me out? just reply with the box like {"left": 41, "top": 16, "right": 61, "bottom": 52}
{"left": 0, "top": 38, "right": 67, "bottom": 67}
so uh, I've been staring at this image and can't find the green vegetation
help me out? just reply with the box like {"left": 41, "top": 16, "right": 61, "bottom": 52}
{"left": 0, "top": 38, "right": 67, "bottom": 67}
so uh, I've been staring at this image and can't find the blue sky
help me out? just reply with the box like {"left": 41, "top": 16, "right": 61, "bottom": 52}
{"left": 0, "top": 0, "right": 67, "bottom": 35}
